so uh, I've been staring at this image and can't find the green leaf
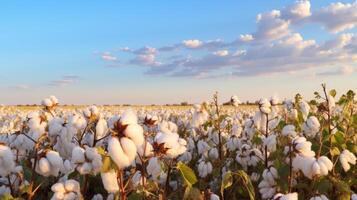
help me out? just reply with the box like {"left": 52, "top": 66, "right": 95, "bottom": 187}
{"left": 128, "top": 192, "right": 144, "bottom": 200}
{"left": 101, "top": 156, "right": 117, "bottom": 173}
{"left": 331, "top": 131, "right": 345, "bottom": 146}
{"left": 220, "top": 171, "right": 233, "bottom": 198}
{"left": 183, "top": 187, "right": 202, "bottom": 200}
{"left": 330, "top": 147, "right": 341, "bottom": 156}
{"left": 0, "top": 193, "right": 17, "bottom": 200}
{"left": 223, "top": 170, "right": 255, "bottom": 200}
{"left": 177, "top": 161, "right": 197, "bottom": 187}
{"left": 329, "top": 89, "right": 337, "bottom": 97}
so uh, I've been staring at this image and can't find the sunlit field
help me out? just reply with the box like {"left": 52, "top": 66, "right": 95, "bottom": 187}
{"left": 0, "top": 85, "right": 356, "bottom": 200}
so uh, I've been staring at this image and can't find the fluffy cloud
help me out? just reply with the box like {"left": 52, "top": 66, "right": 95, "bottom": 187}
{"left": 183, "top": 40, "right": 203, "bottom": 48}
{"left": 254, "top": 10, "right": 290, "bottom": 41}
{"left": 102, "top": 0, "right": 357, "bottom": 78}
{"left": 282, "top": 0, "right": 311, "bottom": 22}
{"left": 311, "top": 1, "right": 357, "bottom": 33}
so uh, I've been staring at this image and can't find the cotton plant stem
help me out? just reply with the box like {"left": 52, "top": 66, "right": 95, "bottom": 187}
{"left": 288, "top": 141, "right": 293, "bottom": 193}
{"left": 322, "top": 84, "right": 335, "bottom": 174}
{"left": 264, "top": 113, "right": 269, "bottom": 168}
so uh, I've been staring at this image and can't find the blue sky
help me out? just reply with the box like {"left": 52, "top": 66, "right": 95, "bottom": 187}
{"left": 1, "top": 0, "right": 357, "bottom": 105}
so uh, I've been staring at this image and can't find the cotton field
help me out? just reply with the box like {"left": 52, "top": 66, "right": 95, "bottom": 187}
{"left": 0, "top": 85, "right": 356, "bottom": 200}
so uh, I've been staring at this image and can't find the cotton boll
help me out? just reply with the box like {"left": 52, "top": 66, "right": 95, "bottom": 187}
{"left": 120, "top": 110, "right": 138, "bottom": 125}
{"left": 282, "top": 125, "right": 297, "bottom": 138}
{"left": 197, "top": 140, "right": 210, "bottom": 155}
{"left": 273, "top": 192, "right": 298, "bottom": 200}
{"left": 64, "top": 180, "right": 80, "bottom": 193}
{"left": 230, "top": 95, "right": 240, "bottom": 107}
{"left": 352, "top": 194, "right": 357, "bottom": 200}
{"left": 263, "top": 134, "right": 277, "bottom": 152}
{"left": 124, "top": 124, "right": 144, "bottom": 146}
{"left": 96, "top": 118, "right": 108, "bottom": 140}
{"left": 49, "top": 96, "right": 59, "bottom": 105}
{"left": 132, "top": 171, "right": 145, "bottom": 187}
{"left": 259, "top": 98, "right": 271, "bottom": 114}
{"left": 51, "top": 183, "right": 66, "bottom": 194}
{"left": 101, "top": 170, "right": 119, "bottom": 193}
{"left": 108, "top": 137, "right": 137, "bottom": 169}
{"left": 92, "top": 194, "right": 104, "bottom": 200}
{"left": 46, "top": 150, "right": 64, "bottom": 176}
{"left": 303, "top": 116, "right": 320, "bottom": 138}
{"left": 339, "top": 149, "right": 356, "bottom": 172}
{"left": 210, "top": 193, "right": 220, "bottom": 200}
{"left": 38, "top": 157, "right": 51, "bottom": 175}
{"left": 198, "top": 160, "right": 213, "bottom": 178}
{"left": 154, "top": 132, "right": 187, "bottom": 158}
{"left": 159, "top": 121, "right": 178, "bottom": 134}
{"left": 299, "top": 100, "right": 310, "bottom": 120}
{"left": 293, "top": 137, "right": 315, "bottom": 157}
{"left": 0, "top": 144, "right": 16, "bottom": 176}
{"left": 147, "top": 157, "right": 162, "bottom": 178}
{"left": 71, "top": 146, "right": 85, "bottom": 164}
{"left": 137, "top": 141, "right": 154, "bottom": 157}
{"left": 208, "top": 148, "right": 219, "bottom": 160}
{"left": 42, "top": 98, "right": 53, "bottom": 107}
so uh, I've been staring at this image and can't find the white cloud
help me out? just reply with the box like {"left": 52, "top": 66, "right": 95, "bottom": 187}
{"left": 239, "top": 34, "right": 254, "bottom": 42}
{"left": 183, "top": 39, "right": 203, "bottom": 48}
{"left": 282, "top": 0, "right": 311, "bottom": 22}
{"left": 254, "top": 10, "right": 290, "bottom": 41}
{"left": 101, "top": 52, "right": 117, "bottom": 61}
{"left": 311, "top": 1, "right": 357, "bottom": 33}
{"left": 213, "top": 50, "right": 229, "bottom": 57}
{"left": 103, "top": 0, "right": 357, "bottom": 78}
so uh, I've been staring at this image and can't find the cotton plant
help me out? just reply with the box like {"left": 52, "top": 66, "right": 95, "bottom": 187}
{"left": 0, "top": 86, "right": 356, "bottom": 200}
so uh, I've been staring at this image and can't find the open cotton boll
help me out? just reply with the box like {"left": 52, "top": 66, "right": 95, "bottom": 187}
{"left": 101, "top": 170, "right": 119, "bottom": 193}
{"left": 91, "top": 194, "right": 104, "bottom": 200}
{"left": 71, "top": 146, "right": 86, "bottom": 164}
{"left": 352, "top": 194, "right": 357, "bottom": 200}
{"left": 293, "top": 137, "right": 315, "bottom": 157}
{"left": 124, "top": 124, "right": 144, "bottom": 146}
{"left": 159, "top": 121, "right": 178, "bottom": 134}
{"left": 120, "top": 110, "right": 138, "bottom": 125}
{"left": 137, "top": 141, "right": 154, "bottom": 157}
{"left": 95, "top": 118, "right": 108, "bottom": 140}
{"left": 147, "top": 157, "right": 162, "bottom": 178}
{"left": 154, "top": 132, "right": 187, "bottom": 158}
{"left": 339, "top": 149, "right": 356, "bottom": 172}
{"left": 49, "top": 96, "right": 59, "bottom": 105}
{"left": 258, "top": 98, "right": 271, "bottom": 114}
{"left": 263, "top": 134, "right": 277, "bottom": 152}
{"left": 51, "top": 180, "right": 81, "bottom": 200}
{"left": 197, "top": 160, "right": 213, "bottom": 178}
{"left": 42, "top": 98, "right": 53, "bottom": 107}
{"left": 210, "top": 193, "right": 220, "bottom": 200}
{"left": 309, "top": 194, "right": 329, "bottom": 200}
{"left": 303, "top": 116, "right": 320, "bottom": 138}
{"left": 38, "top": 157, "right": 51, "bottom": 175}
{"left": 327, "top": 95, "right": 335, "bottom": 113}
{"left": 282, "top": 125, "right": 297, "bottom": 137}
{"left": 299, "top": 100, "right": 310, "bottom": 120}
{"left": 132, "top": 171, "right": 146, "bottom": 187}
{"left": 230, "top": 95, "right": 241, "bottom": 107}
{"left": 208, "top": 148, "right": 219, "bottom": 160}
{"left": 46, "top": 150, "right": 64, "bottom": 176}
{"left": 0, "top": 144, "right": 16, "bottom": 176}
{"left": 273, "top": 192, "right": 298, "bottom": 200}
{"left": 108, "top": 137, "right": 137, "bottom": 169}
